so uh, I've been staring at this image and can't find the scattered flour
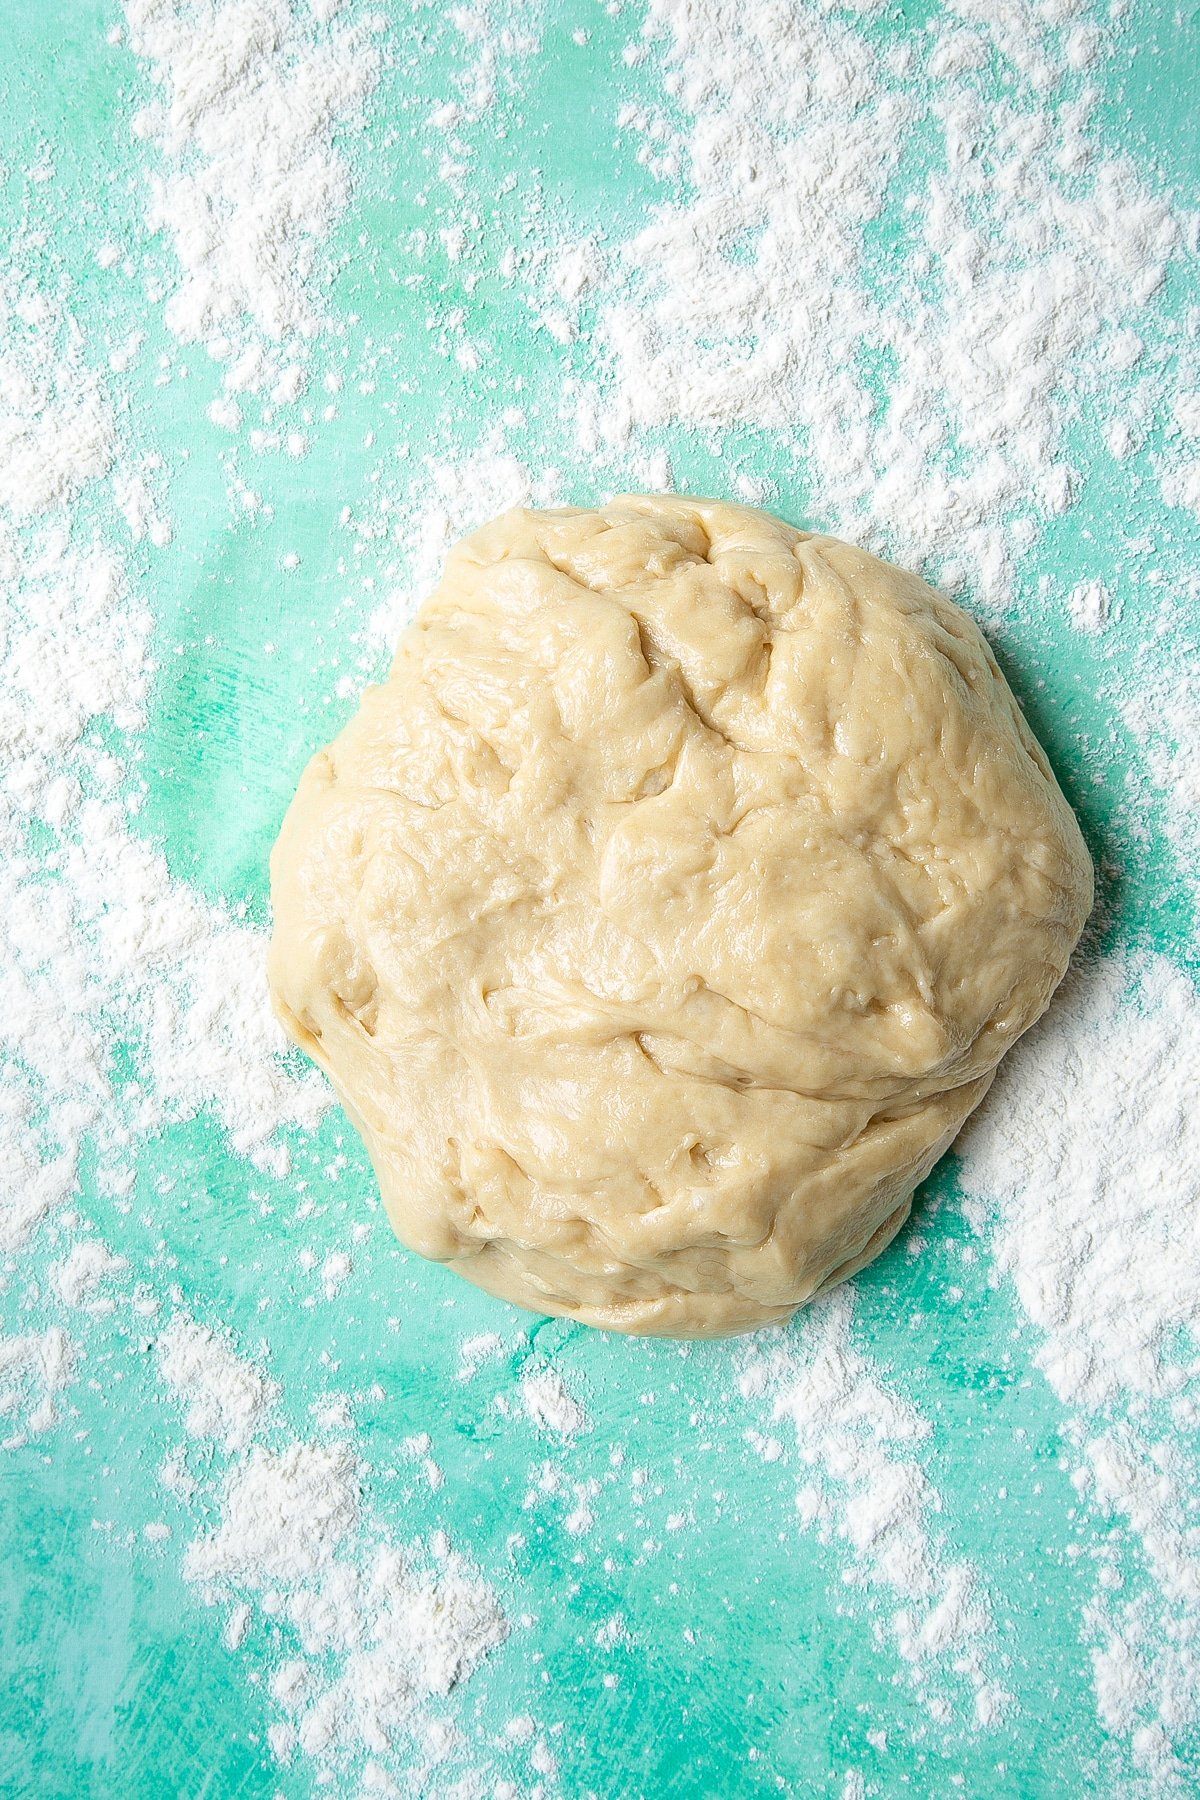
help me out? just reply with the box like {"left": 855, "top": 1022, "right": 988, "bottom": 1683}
{"left": 0, "top": 279, "right": 328, "bottom": 1285}
{"left": 0, "top": 1327, "right": 75, "bottom": 1449}
{"left": 2, "top": 1, "right": 1199, "bottom": 1793}
{"left": 1119, "top": 638, "right": 1200, "bottom": 891}
{"left": 0, "top": 291, "right": 114, "bottom": 518}
{"left": 560, "top": 0, "right": 1184, "bottom": 616}
{"left": 457, "top": 1331, "right": 505, "bottom": 1382}
{"left": 520, "top": 1366, "right": 589, "bottom": 1439}
{"left": 740, "top": 1291, "right": 1007, "bottom": 1729}
{"left": 124, "top": 0, "right": 384, "bottom": 376}
{"left": 1067, "top": 578, "right": 1111, "bottom": 634}
{"left": 50, "top": 1238, "right": 130, "bottom": 1313}
{"left": 367, "top": 440, "right": 563, "bottom": 652}
{"left": 957, "top": 954, "right": 1200, "bottom": 1784}
{"left": 157, "top": 1313, "right": 280, "bottom": 1452}
{"left": 69, "top": 800, "right": 331, "bottom": 1173}
{"left": 187, "top": 1438, "right": 362, "bottom": 1585}
{"left": 161, "top": 1323, "right": 512, "bottom": 1780}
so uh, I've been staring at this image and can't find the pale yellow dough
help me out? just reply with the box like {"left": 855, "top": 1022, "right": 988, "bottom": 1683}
{"left": 268, "top": 497, "right": 1092, "bottom": 1337}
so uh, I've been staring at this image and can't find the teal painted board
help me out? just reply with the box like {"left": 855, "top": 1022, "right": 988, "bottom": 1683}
{"left": 1, "top": 1, "right": 1199, "bottom": 1798}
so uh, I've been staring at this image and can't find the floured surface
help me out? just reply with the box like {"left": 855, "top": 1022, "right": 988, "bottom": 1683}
{"left": 1, "top": 1, "right": 1198, "bottom": 1797}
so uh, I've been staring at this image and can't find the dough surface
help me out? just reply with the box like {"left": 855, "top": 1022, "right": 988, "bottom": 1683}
{"left": 268, "top": 496, "right": 1092, "bottom": 1336}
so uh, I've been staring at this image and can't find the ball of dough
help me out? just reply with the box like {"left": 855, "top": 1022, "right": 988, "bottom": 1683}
{"left": 268, "top": 497, "right": 1092, "bottom": 1337}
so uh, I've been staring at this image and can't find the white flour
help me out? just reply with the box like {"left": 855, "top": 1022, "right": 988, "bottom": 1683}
{"left": 740, "top": 1292, "right": 1007, "bottom": 1728}
{"left": 1120, "top": 647, "right": 1200, "bottom": 893}
{"left": 520, "top": 1365, "right": 590, "bottom": 1438}
{"left": 366, "top": 438, "right": 563, "bottom": 654}
{"left": 50, "top": 1238, "right": 130, "bottom": 1313}
{"left": 163, "top": 1324, "right": 513, "bottom": 1776}
{"left": 158, "top": 1312, "right": 280, "bottom": 1450}
{"left": 0, "top": 1327, "right": 75, "bottom": 1450}
{"left": 566, "top": 0, "right": 1183, "bottom": 617}
{"left": 957, "top": 954, "right": 1200, "bottom": 1788}
{"left": 124, "top": 0, "right": 383, "bottom": 378}
{"left": 0, "top": 298, "right": 114, "bottom": 519}
{"left": 1066, "top": 579, "right": 1111, "bottom": 635}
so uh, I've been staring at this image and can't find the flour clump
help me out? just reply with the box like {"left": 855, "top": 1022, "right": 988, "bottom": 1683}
{"left": 268, "top": 496, "right": 1092, "bottom": 1336}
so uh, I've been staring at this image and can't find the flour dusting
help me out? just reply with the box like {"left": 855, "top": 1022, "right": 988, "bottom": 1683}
{"left": 565, "top": 0, "right": 1183, "bottom": 618}
{"left": 520, "top": 1365, "right": 589, "bottom": 1438}
{"left": 0, "top": 1328, "right": 75, "bottom": 1449}
{"left": 740, "top": 1292, "right": 1007, "bottom": 1728}
{"left": 2, "top": 0, "right": 1199, "bottom": 1793}
{"left": 160, "top": 1323, "right": 513, "bottom": 1780}
{"left": 125, "top": 0, "right": 383, "bottom": 376}
{"left": 958, "top": 955, "right": 1200, "bottom": 1786}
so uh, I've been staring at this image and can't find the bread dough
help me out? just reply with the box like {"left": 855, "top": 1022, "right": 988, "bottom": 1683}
{"left": 268, "top": 497, "right": 1092, "bottom": 1337}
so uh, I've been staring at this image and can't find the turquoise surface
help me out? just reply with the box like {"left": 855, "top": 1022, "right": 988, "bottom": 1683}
{"left": 1, "top": 2, "right": 1198, "bottom": 1798}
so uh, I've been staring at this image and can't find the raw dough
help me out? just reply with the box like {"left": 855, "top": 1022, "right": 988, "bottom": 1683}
{"left": 268, "top": 497, "right": 1092, "bottom": 1337}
